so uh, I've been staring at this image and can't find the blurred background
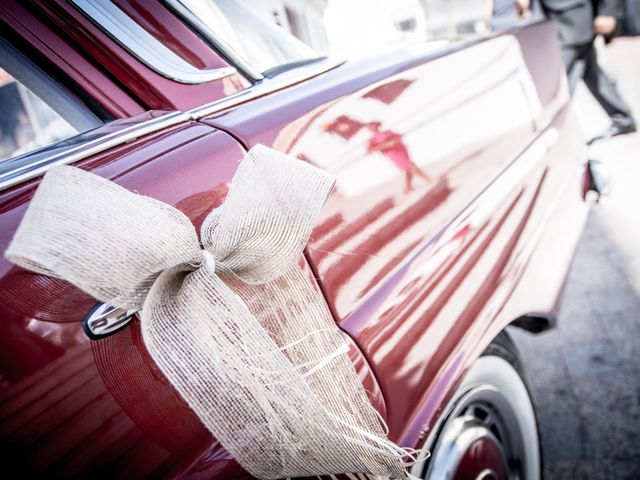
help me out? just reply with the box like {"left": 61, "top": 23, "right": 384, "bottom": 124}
{"left": 241, "top": 1, "right": 640, "bottom": 478}
{"left": 234, "top": 0, "right": 495, "bottom": 57}
{"left": 238, "top": 0, "right": 638, "bottom": 57}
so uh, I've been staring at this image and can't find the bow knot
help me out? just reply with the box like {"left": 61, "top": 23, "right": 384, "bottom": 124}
{"left": 5, "top": 145, "right": 409, "bottom": 479}
{"left": 198, "top": 249, "right": 217, "bottom": 274}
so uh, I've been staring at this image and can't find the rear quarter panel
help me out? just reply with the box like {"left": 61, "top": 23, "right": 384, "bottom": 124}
{"left": 202, "top": 20, "right": 589, "bottom": 447}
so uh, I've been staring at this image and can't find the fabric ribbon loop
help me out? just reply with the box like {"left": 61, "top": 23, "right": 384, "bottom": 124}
{"left": 6, "top": 164, "right": 204, "bottom": 310}
{"left": 203, "top": 145, "right": 337, "bottom": 284}
{"left": 5, "top": 145, "right": 410, "bottom": 479}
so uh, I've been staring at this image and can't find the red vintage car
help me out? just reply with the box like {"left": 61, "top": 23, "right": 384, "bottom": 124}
{"left": 0, "top": 1, "right": 593, "bottom": 479}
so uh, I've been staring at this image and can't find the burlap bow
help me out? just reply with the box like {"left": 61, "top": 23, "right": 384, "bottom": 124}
{"left": 5, "top": 145, "right": 408, "bottom": 479}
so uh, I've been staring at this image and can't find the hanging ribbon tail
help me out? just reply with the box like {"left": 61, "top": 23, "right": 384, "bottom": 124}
{"left": 140, "top": 257, "right": 397, "bottom": 478}
{"left": 4, "top": 145, "right": 413, "bottom": 479}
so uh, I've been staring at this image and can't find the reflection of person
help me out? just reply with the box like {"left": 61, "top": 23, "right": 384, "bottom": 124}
{"left": 541, "top": 0, "right": 636, "bottom": 139}
{"left": 0, "top": 83, "right": 22, "bottom": 151}
{"left": 366, "top": 122, "right": 430, "bottom": 192}
{"left": 15, "top": 111, "right": 34, "bottom": 148}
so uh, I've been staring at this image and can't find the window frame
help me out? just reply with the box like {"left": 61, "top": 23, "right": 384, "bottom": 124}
{"left": 0, "top": 110, "right": 189, "bottom": 191}
{"left": 162, "top": 0, "right": 265, "bottom": 83}
{"left": 71, "top": 0, "right": 239, "bottom": 85}
{"left": 0, "top": 35, "right": 103, "bottom": 135}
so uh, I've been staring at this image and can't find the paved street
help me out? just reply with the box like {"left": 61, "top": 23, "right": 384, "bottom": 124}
{"left": 510, "top": 37, "right": 640, "bottom": 479}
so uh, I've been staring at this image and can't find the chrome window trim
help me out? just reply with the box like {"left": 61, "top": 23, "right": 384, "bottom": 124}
{"left": 0, "top": 58, "right": 342, "bottom": 193}
{"left": 71, "top": 0, "right": 238, "bottom": 84}
{"left": 188, "top": 57, "right": 343, "bottom": 119}
{"left": 162, "top": 0, "right": 264, "bottom": 83}
{"left": 0, "top": 111, "right": 190, "bottom": 191}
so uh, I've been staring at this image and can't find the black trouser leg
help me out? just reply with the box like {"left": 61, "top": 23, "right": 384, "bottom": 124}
{"left": 581, "top": 42, "right": 635, "bottom": 127}
{"left": 561, "top": 46, "right": 585, "bottom": 95}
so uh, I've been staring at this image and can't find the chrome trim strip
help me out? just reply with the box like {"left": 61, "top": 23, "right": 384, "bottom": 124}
{"left": 162, "top": 0, "right": 264, "bottom": 82}
{"left": 0, "top": 111, "right": 190, "bottom": 191}
{"left": 188, "top": 57, "right": 343, "bottom": 119}
{"left": 72, "top": 0, "right": 238, "bottom": 84}
{"left": 0, "top": 58, "right": 342, "bottom": 192}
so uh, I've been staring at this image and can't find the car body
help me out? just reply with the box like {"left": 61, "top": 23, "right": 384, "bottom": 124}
{"left": 0, "top": 1, "right": 590, "bottom": 478}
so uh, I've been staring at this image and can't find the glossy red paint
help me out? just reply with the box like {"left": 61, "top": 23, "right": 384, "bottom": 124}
{"left": 453, "top": 438, "right": 508, "bottom": 480}
{"left": 0, "top": 112, "right": 388, "bottom": 477}
{"left": 202, "top": 21, "right": 589, "bottom": 449}
{"left": 114, "top": 0, "right": 227, "bottom": 70}
{"left": 0, "top": 5, "right": 590, "bottom": 478}
{"left": 0, "top": 118, "right": 247, "bottom": 478}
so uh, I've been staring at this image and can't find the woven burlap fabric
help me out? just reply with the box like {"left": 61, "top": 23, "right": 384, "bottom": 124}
{"left": 5, "top": 145, "right": 407, "bottom": 479}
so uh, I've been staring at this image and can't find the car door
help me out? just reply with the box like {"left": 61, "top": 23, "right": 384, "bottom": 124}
{"left": 0, "top": 3, "right": 245, "bottom": 478}
{"left": 0, "top": 117, "right": 249, "bottom": 479}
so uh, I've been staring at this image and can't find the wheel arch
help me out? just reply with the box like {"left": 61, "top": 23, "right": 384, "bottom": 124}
{"left": 412, "top": 329, "right": 542, "bottom": 479}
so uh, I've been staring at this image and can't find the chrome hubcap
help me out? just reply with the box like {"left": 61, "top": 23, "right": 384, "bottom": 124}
{"left": 424, "top": 385, "right": 527, "bottom": 480}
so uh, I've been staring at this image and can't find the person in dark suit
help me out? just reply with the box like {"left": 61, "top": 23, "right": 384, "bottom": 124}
{"left": 622, "top": 0, "right": 640, "bottom": 34}
{"left": 541, "top": 0, "right": 636, "bottom": 139}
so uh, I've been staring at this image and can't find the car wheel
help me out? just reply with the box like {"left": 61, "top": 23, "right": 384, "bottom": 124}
{"left": 417, "top": 332, "right": 541, "bottom": 480}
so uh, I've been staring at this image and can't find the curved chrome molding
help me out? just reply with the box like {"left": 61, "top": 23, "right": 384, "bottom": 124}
{"left": 188, "top": 57, "right": 344, "bottom": 119}
{"left": 0, "top": 111, "right": 190, "bottom": 191}
{"left": 162, "top": 0, "right": 264, "bottom": 82}
{"left": 72, "top": 0, "right": 237, "bottom": 84}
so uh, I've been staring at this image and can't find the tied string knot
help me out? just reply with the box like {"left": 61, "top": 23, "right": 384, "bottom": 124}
{"left": 5, "top": 145, "right": 413, "bottom": 479}
{"left": 198, "top": 249, "right": 216, "bottom": 272}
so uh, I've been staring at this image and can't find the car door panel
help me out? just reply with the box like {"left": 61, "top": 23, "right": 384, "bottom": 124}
{"left": 0, "top": 118, "right": 243, "bottom": 477}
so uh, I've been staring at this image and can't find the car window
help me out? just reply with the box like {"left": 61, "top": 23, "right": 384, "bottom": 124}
{"left": 423, "top": 0, "right": 490, "bottom": 39}
{"left": 167, "top": 0, "right": 323, "bottom": 75}
{"left": 0, "top": 37, "right": 103, "bottom": 164}
{"left": 73, "top": 0, "right": 242, "bottom": 85}
{"left": 0, "top": 71, "right": 78, "bottom": 162}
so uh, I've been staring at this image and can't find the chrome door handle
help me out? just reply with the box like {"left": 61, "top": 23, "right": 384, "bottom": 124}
{"left": 83, "top": 303, "right": 137, "bottom": 340}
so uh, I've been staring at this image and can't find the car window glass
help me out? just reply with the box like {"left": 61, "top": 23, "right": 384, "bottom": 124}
{"left": 239, "top": 1, "right": 489, "bottom": 59}
{"left": 238, "top": 1, "right": 538, "bottom": 61}
{"left": 176, "top": 0, "right": 322, "bottom": 74}
{"left": 0, "top": 35, "right": 103, "bottom": 165}
{"left": 73, "top": 0, "right": 244, "bottom": 87}
{"left": 0, "top": 69, "right": 78, "bottom": 162}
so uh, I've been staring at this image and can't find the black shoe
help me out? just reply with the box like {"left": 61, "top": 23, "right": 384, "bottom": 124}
{"left": 587, "top": 122, "right": 637, "bottom": 145}
{"left": 609, "top": 122, "right": 637, "bottom": 137}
